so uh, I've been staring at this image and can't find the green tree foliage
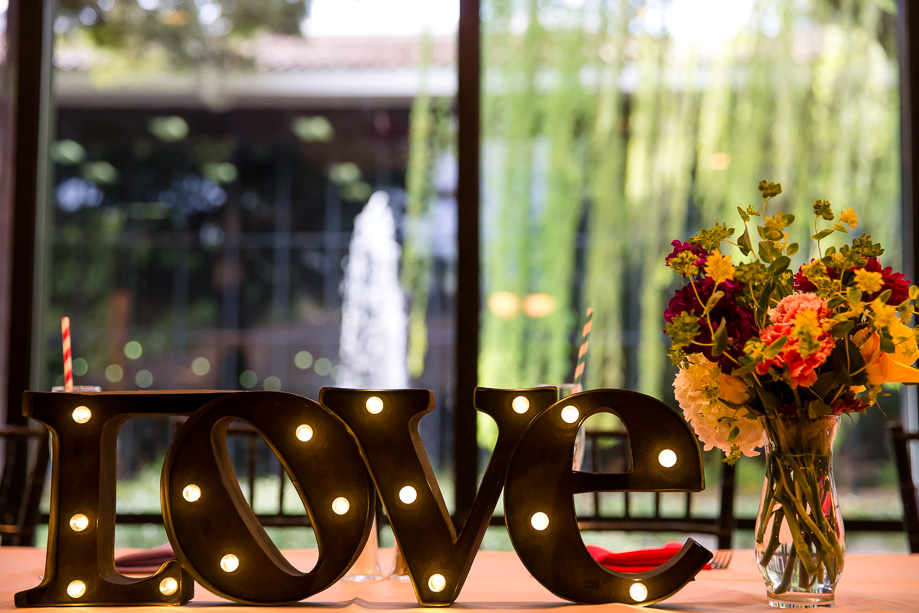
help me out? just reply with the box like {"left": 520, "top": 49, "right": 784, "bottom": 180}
{"left": 478, "top": 0, "right": 900, "bottom": 412}
{"left": 57, "top": 0, "right": 311, "bottom": 69}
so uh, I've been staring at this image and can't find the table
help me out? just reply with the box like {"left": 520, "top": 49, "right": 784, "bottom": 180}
{"left": 1, "top": 547, "right": 917, "bottom": 612}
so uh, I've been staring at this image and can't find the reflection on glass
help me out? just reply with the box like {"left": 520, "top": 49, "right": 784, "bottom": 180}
{"left": 47, "top": 0, "right": 460, "bottom": 541}
{"left": 480, "top": 0, "right": 900, "bottom": 526}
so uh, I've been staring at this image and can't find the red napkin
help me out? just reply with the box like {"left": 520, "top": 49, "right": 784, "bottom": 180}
{"left": 117, "top": 542, "right": 711, "bottom": 575}
{"left": 114, "top": 543, "right": 176, "bottom": 574}
{"left": 588, "top": 542, "right": 712, "bottom": 573}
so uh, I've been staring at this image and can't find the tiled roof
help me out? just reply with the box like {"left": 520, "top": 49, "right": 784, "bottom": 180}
{"left": 48, "top": 34, "right": 456, "bottom": 73}
{"left": 241, "top": 35, "right": 456, "bottom": 71}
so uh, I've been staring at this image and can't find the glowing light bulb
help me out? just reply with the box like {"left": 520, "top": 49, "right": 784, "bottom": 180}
{"left": 658, "top": 449, "right": 677, "bottom": 468}
{"left": 530, "top": 512, "right": 550, "bottom": 531}
{"left": 332, "top": 497, "right": 350, "bottom": 515}
{"left": 220, "top": 554, "right": 239, "bottom": 573}
{"left": 159, "top": 577, "right": 178, "bottom": 596}
{"left": 67, "top": 580, "right": 86, "bottom": 599}
{"left": 366, "top": 396, "right": 383, "bottom": 414}
{"left": 72, "top": 406, "right": 92, "bottom": 424}
{"left": 69, "top": 513, "right": 89, "bottom": 532}
{"left": 629, "top": 582, "right": 648, "bottom": 602}
{"left": 560, "top": 405, "right": 579, "bottom": 424}
{"left": 428, "top": 573, "right": 446, "bottom": 593}
{"left": 399, "top": 486, "right": 417, "bottom": 504}
{"left": 512, "top": 396, "right": 529, "bottom": 414}
{"left": 296, "top": 424, "right": 313, "bottom": 442}
{"left": 182, "top": 484, "right": 201, "bottom": 502}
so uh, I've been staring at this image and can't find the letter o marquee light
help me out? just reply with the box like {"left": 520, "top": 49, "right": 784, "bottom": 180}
{"left": 161, "top": 392, "right": 375, "bottom": 605}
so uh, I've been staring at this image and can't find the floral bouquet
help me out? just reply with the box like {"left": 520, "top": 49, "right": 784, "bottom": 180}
{"left": 663, "top": 181, "right": 919, "bottom": 606}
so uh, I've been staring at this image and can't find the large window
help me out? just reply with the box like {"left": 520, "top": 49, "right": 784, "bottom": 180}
{"left": 1, "top": 0, "right": 914, "bottom": 552}
{"left": 42, "top": 0, "right": 459, "bottom": 545}
{"left": 479, "top": 0, "right": 905, "bottom": 549}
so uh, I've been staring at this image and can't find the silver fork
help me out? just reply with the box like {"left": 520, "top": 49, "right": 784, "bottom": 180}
{"left": 709, "top": 549, "right": 733, "bottom": 570}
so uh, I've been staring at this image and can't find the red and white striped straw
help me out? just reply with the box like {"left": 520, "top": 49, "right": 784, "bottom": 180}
{"left": 61, "top": 316, "right": 73, "bottom": 392}
{"left": 573, "top": 307, "right": 593, "bottom": 392}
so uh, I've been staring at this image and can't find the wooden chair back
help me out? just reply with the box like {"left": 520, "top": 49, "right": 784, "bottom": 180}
{"left": 0, "top": 426, "right": 50, "bottom": 546}
{"left": 888, "top": 421, "right": 919, "bottom": 553}
{"left": 577, "top": 428, "right": 736, "bottom": 550}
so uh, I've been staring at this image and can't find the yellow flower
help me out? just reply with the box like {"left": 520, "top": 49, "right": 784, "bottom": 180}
{"left": 705, "top": 250, "right": 735, "bottom": 284}
{"left": 839, "top": 207, "right": 859, "bottom": 229}
{"left": 791, "top": 310, "right": 823, "bottom": 357}
{"left": 800, "top": 260, "right": 829, "bottom": 285}
{"left": 853, "top": 269, "right": 883, "bottom": 294}
{"left": 871, "top": 299, "right": 897, "bottom": 328}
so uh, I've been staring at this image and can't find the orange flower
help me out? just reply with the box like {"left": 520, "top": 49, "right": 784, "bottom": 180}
{"left": 853, "top": 322, "right": 919, "bottom": 385}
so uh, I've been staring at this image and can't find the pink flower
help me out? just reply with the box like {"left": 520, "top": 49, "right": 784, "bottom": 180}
{"left": 755, "top": 293, "right": 836, "bottom": 388}
{"left": 767, "top": 292, "right": 829, "bottom": 324}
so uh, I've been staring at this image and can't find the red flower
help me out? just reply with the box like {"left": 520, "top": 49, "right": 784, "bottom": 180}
{"left": 794, "top": 257, "right": 911, "bottom": 305}
{"left": 664, "top": 277, "right": 757, "bottom": 373}
{"left": 665, "top": 241, "right": 709, "bottom": 273}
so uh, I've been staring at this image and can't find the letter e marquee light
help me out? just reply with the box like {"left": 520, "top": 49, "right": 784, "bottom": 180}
{"left": 504, "top": 389, "right": 712, "bottom": 605}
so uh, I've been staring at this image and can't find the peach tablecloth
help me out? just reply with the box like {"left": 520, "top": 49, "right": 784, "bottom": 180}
{"left": 1, "top": 547, "right": 917, "bottom": 612}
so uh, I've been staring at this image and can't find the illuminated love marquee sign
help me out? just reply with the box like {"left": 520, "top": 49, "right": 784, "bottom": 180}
{"left": 15, "top": 387, "right": 712, "bottom": 609}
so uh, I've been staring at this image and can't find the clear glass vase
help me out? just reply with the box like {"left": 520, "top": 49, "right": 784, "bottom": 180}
{"left": 388, "top": 541, "right": 410, "bottom": 581}
{"left": 342, "top": 517, "right": 383, "bottom": 581}
{"left": 754, "top": 415, "right": 844, "bottom": 608}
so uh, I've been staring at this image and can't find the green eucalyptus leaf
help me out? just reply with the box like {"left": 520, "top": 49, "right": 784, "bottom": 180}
{"left": 811, "top": 371, "right": 838, "bottom": 397}
{"left": 764, "top": 335, "right": 787, "bottom": 358}
{"left": 754, "top": 386, "right": 780, "bottom": 412}
{"left": 733, "top": 362, "right": 758, "bottom": 377}
{"left": 712, "top": 319, "right": 728, "bottom": 356}
{"left": 703, "top": 290, "right": 725, "bottom": 316}
{"left": 831, "top": 320, "right": 854, "bottom": 337}
{"left": 880, "top": 332, "right": 895, "bottom": 353}
{"left": 738, "top": 228, "right": 753, "bottom": 255}
{"left": 830, "top": 339, "right": 868, "bottom": 385}
{"left": 757, "top": 282, "right": 775, "bottom": 313}
{"left": 812, "top": 228, "right": 834, "bottom": 241}
{"left": 770, "top": 256, "right": 791, "bottom": 274}
{"left": 786, "top": 243, "right": 799, "bottom": 256}
{"left": 809, "top": 399, "right": 834, "bottom": 417}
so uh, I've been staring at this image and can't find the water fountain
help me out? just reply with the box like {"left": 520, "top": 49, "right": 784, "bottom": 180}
{"left": 338, "top": 190, "right": 408, "bottom": 581}
{"left": 338, "top": 190, "right": 409, "bottom": 390}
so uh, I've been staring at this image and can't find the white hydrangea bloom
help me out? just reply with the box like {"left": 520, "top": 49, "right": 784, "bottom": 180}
{"left": 673, "top": 353, "right": 763, "bottom": 460}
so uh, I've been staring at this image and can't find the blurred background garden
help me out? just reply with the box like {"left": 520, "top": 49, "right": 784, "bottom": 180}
{"left": 6, "top": 0, "right": 909, "bottom": 551}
